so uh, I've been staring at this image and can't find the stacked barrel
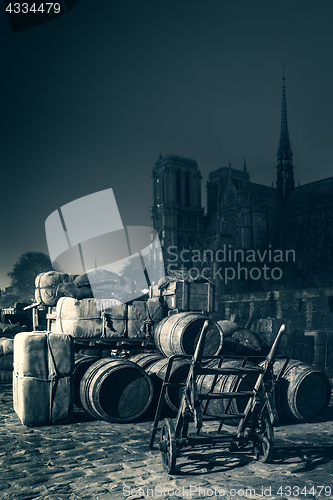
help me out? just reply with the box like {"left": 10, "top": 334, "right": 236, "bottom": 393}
{"left": 74, "top": 312, "right": 223, "bottom": 419}
{"left": 31, "top": 273, "right": 331, "bottom": 426}
{"left": 34, "top": 271, "right": 164, "bottom": 422}
{"left": 34, "top": 272, "right": 224, "bottom": 422}
{"left": 213, "top": 319, "right": 332, "bottom": 425}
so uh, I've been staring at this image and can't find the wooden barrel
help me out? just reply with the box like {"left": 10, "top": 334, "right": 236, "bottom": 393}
{"left": 79, "top": 357, "right": 154, "bottom": 422}
{"left": 222, "top": 329, "right": 263, "bottom": 355}
{"left": 217, "top": 320, "right": 240, "bottom": 337}
{"left": 73, "top": 356, "right": 100, "bottom": 407}
{"left": 273, "top": 359, "right": 331, "bottom": 422}
{"left": 146, "top": 358, "right": 191, "bottom": 414}
{"left": 197, "top": 359, "right": 259, "bottom": 425}
{"left": 154, "top": 312, "right": 223, "bottom": 357}
{"left": 128, "top": 353, "right": 164, "bottom": 369}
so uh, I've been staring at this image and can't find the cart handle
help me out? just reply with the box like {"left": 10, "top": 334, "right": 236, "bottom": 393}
{"left": 261, "top": 324, "right": 286, "bottom": 373}
{"left": 192, "top": 320, "right": 211, "bottom": 366}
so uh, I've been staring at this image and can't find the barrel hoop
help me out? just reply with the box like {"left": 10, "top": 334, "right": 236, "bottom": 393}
{"left": 89, "top": 359, "right": 153, "bottom": 422}
{"left": 80, "top": 358, "right": 153, "bottom": 422}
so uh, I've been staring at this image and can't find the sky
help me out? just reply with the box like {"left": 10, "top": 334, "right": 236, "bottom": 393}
{"left": 1, "top": 0, "right": 333, "bottom": 290}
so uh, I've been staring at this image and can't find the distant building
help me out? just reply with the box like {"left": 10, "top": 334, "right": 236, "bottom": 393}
{"left": 150, "top": 70, "right": 333, "bottom": 290}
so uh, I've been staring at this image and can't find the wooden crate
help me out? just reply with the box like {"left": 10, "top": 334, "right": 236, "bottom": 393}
{"left": 151, "top": 280, "right": 214, "bottom": 313}
{"left": 257, "top": 318, "right": 290, "bottom": 334}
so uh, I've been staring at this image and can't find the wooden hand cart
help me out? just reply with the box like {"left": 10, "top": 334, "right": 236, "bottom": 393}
{"left": 149, "top": 321, "right": 286, "bottom": 474}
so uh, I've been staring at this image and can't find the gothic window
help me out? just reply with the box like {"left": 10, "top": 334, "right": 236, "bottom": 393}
{"left": 214, "top": 184, "right": 218, "bottom": 212}
{"left": 177, "top": 214, "right": 184, "bottom": 228}
{"left": 156, "top": 177, "right": 164, "bottom": 205}
{"left": 185, "top": 171, "right": 190, "bottom": 206}
{"left": 188, "top": 237, "right": 195, "bottom": 249}
{"left": 176, "top": 170, "right": 181, "bottom": 205}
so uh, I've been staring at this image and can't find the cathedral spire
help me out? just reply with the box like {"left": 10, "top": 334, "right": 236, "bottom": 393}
{"left": 276, "top": 63, "right": 294, "bottom": 199}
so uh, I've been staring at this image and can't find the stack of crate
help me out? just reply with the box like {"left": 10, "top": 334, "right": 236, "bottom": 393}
{"left": 256, "top": 318, "right": 289, "bottom": 356}
{"left": 150, "top": 278, "right": 214, "bottom": 314}
{"left": 303, "top": 330, "right": 333, "bottom": 385}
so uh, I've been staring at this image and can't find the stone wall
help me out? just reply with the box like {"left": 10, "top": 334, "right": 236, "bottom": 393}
{"left": 218, "top": 287, "right": 333, "bottom": 332}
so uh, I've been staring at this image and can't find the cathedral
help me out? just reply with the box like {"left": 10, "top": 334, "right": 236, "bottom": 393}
{"left": 150, "top": 72, "right": 333, "bottom": 291}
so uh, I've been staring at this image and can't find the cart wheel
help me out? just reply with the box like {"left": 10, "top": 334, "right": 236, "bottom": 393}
{"left": 159, "top": 418, "right": 177, "bottom": 474}
{"left": 228, "top": 441, "right": 238, "bottom": 452}
{"left": 253, "top": 411, "right": 274, "bottom": 463}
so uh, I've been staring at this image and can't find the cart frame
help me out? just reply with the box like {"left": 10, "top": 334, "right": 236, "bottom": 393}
{"left": 150, "top": 321, "right": 286, "bottom": 473}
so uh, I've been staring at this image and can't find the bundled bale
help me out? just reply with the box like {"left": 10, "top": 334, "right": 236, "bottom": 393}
{"left": 127, "top": 298, "right": 164, "bottom": 339}
{"left": 0, "top": 370, "right": 12, "bottom": 384}
{"left": 35, "top": 271, "right": 78, "bottom": 306}
{"left": 13, "top": 332, "right": 74, "bottom": 426}
{"left": 104, "top": 303, "right": 128, "bottom": 337}
{"left": 35, "top": 269, "right": 136, "bottom": 306}
{"left": 0, "top": 354, "right": 13, "bottom": 371}
{"left": 2, "top": 323, "right": 27, "bottom": 336}
{"left": 74, "top": 269, "right": 135, "bottom": 302}
{"left": 0, "top": 338, "right": 14, "bottom": 356}
{"left": 51, "top": 297, "right": 127, "bottom": 338}
{"left": 0, "top": 338, "right": 14, "bottom": 384}
{"left": 56, "top": 282, "right": 94, "bottom": 300}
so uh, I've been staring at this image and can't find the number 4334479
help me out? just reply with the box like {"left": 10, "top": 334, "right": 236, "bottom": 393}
{"left": 6, "top": 3, "right": 61, "bottom": 14}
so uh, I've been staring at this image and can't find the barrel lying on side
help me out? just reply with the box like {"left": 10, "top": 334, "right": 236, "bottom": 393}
{"left": 146, "top": 358, "right": 191, "bottom": 414}
{"left": 78, "top": 357, "right": 154, "bottom": 423}
{"left": 128, "top": 353, "right": 164, "bottom": 369}
{"left": 197, "top": 359, "right": 259, "bottom": 425}
{"left": 273, "top": 359, "right": 331, "bottom": 422}
{"left": 73, "top": 356, "right": 100, "bottom": 408}
{"left": 129, "top": 354, "right": 190, "bottom": 414}
{"left": 154, "top": 312, "right": 223, "bottom": 357}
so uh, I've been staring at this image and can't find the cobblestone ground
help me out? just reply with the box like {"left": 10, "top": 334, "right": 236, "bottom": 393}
{"left": 0, "top": 385, "right": 333, "bottom": 500}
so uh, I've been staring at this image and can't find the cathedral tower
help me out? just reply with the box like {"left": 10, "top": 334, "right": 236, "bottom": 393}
{"left": 276, "top": 64, "right": 294, "bottom": 200}
{"left": 150, "top": 154, "right": 204, "bottom": 251}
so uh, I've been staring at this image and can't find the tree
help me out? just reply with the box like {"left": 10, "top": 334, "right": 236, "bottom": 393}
{"left": 6, "top": 251, "right": 53, "bottom": 303}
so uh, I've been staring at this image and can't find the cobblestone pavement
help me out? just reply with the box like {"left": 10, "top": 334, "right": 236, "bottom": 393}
{"left": 0, "top": 385, "right": 333, "bottom": 500}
